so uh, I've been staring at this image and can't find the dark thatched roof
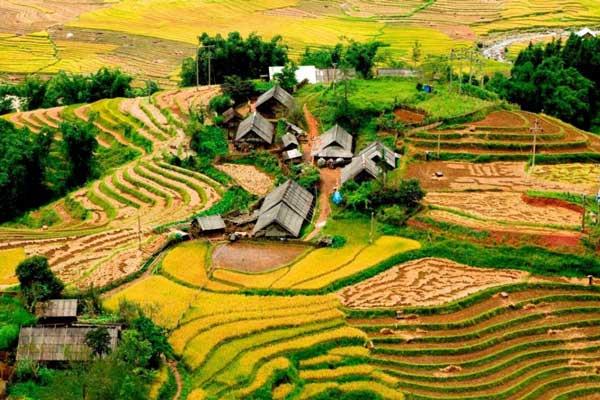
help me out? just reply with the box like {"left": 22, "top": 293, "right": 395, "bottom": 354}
{"left": 236, "top": 112, "right": 275, "bottom": 144}
{"left": 253, "top": 180, "right": 314, "bottom": 237}
{"left": 313, "top": 124, "right": 353, "bottom": 159}
{"left": 222, "top": 107, "right": 243, "bottom": 124}
{"left": 17, "top": 326, "right": 120, "bottom": 362}
{"left": 36, "top": 299, "right": 78, "bottom": 319}
{"left": 357, "top": 141, "right": 399, "bottom": 169}
{"left": 256, "top": 85, "right": 295, "bottom": 111}
{"left": 194, "top": 215, "right": 226, "bottom": 231}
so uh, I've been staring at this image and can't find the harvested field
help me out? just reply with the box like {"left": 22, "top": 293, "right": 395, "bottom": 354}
{"left": 531, "top": 163, "right": 600, "bottom": 187}
{"left": 407, "top": 161, "right": 597, "bottom": 194}
{"left": 394, "top": 108, "right": 425, "bottom": 125}
{"left": 339, "top": 258, "right": 528, "bottom": 308}
{"left": 346, "top": 282, "right": 600, "bottom": 400}
{"left": 211, "top": 241, "right": 309, "bottom": 273}
{"left": 425, "top": 192, "right": 582, "bottom": 228}
{"left": 216, "top": 163, "right": 274, "bottom": 196}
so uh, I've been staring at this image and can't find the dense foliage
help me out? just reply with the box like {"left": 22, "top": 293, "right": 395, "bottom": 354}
{"left": 221, "top": 75, "right": 256, "bottom": 105}
{"left": 0, "top": 296, "right": 35, "bottom": 351}
{"left": 16, "top": 256, "right": 64, "bottom": 310}
{"left": 0, "top": 118, "right": 99, "bottom": 223}
{"left": 0, "top": 68, "right": 153, "bottom": 113}
{"left": 488, "top": 34, "right": 600, "bottom": 130}
{"left": 301, "top": 40, "right": 385, "bottom": 78}
{"left": 180, "top": 32, "right": 289, "bottom": 86}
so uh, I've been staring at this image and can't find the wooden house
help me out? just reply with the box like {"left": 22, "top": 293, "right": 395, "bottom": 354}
{"left": 190, "top": 215, "right": 226, "bottom": 237}
{"left": 281, "top": 132, "right": 299, "bottom": 151}
{"left": 35, "top": 299, "right": 78, "bottom": 325}
{"left": 255, "top": 85, "right": 295, "bottom": 118}
{"left": 282, "top": 148, "right": 303, "bottom": 164}
{"left": 17, "top": 326, "right": 120, "bottom": 362}
{"left": 312, "top": 124, "right": 354, "bottom": 167}
{"left": 341, "top": 141, "right": 399, "bottom": 185}
{"left": 253, "top": 180, "right": 314, "bottom": 238}
{"left": 235, "top": 112, "right": 275, "bottom": 150}
{"left": 222, "top": 107, "right": 244, "bottom": 136}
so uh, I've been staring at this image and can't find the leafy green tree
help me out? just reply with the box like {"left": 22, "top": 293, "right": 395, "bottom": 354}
{"left": 300, "top": 44, "right": 344, "bottom": 68}
{"left": 208, "top": 94, "right": 233, "bottom": 114}
{"left": 344, "top": 40, "right": 385, "bottom": 78}
{"left": 274, "top": 62, "right": 298, "bottom": 92}
{"left": 44, "top": 71, "right": 90, "bottom": 106}
{"left": 20, "top": 76, "right": 47, "bottom": 110}
{"left": 189, "top": 125, "right": 228, "bottom": 167}
{"left": 116, "top": 330, "right": 153, "bottom": 369}
{"left": 131, "top": 316, "right": 173, "bottom": 368}
{"left": 181, "top": 32, "right": 289, "bottom": 86}
{"left": 88, "top": 67, "right": 133, "bottom": 100}
{"left": 222, "top": 75, "right": 255, "bottom": 104}
{"left": 411, "top": 40, "right": 422, "bottom": 68}
{"left": 16, "top": 256, "right": 64, "bottom": 310}
{"left": 85, "top": 327, "right": 112, "bottom": 358}
{"left": 60, "top": 120, "right": 99, "bottom": 188}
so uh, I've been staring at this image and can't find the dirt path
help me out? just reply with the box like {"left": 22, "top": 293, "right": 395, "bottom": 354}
{"left": 303, "top": 106, "right": 340, "bottom": 240}
{"left": 167, "top": 361, "right": 183, "bottom": 400}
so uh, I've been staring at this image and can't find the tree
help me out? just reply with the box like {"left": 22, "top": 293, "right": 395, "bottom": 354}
{"left": 411, "top": 40, "right": 422, "bottom": 68}
{"left": 85, "top": 327, "right": 112, "bottom": 358}
{"left": 116, "top": 330, "right": 152, "bottom": 369}
{"left": 60, "top": 120, "right": 99, "bottom": 188}
{"left": 189, "top": 125, "right": 228, "bottom": 167}
{"left": 273, "top": 62, "right": 298, "bottom": 92}
{"left": 208, "top": 94, "right": 233, "bottom": 114}
{"left": 180, "top": 32, "right": 289, "bottom": 86}
{"left": 300, "top": 44, "right": 344, "bottom": 68}
{"left": 16, "top": 256, "right": 64, "bottom": 310}
{"left": 131, "top": 316, "right": 172, "bottom": 368}
{"left": 222, "top": 75, "right": 255, "bottom": 104}
{"left": 344, "top": 40, "right": 385, "bottom": 78}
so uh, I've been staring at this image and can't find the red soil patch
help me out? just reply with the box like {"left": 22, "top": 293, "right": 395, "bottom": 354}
{"left": 211, "top": 241, "right": 309, "bottom": 273}
{"left": 394, "top": 108, "right": 425, "bottom": 125}
{"left": 521, "top": 194, "right": 584, "bottom": 214}
{"left": 471, "top": 110, "right": 526, "bottom": 128}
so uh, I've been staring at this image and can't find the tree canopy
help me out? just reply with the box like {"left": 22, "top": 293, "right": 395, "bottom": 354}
{"left": 16, "top": 256, "right": 64, "bottom": 310}
{"left": 180, "top": 32, "right": 289, "bottom": 86}
{"left": 488, "top": 34, "right": 600, "bottom": 130}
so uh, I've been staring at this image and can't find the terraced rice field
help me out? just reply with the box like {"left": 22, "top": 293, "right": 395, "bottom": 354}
{"left": 425, "top": 192, "right": 582, "bottom": 230}
{"left": 0, "top": 247, "right": 26, "bottom": 286}
{"left": 0, "top": 87, "right": 223, "bottom": 288}
{"left": 339, "top": 258, "right": 528, "bottom": 308}
{"left": 344, "top": 282, "right": 600, "bottom": 400}
{"left": 407, "top": 161, "right": 598, "bottom": 194}
{"left": 216, "top": 163, "right": 274, "bottom": 196}
{"left": 406, "top": 111, "right": 600, "bottom": 157}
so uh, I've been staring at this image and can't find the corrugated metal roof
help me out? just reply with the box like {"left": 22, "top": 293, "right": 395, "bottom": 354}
{"left": 196, "top": 215, "right": 226, "bottom": 231}
{"left": 235, "top": 112, "right": 275, "bottom": 144}
{"left": 341, "top": 154, "right": 381, "bottom": 184}
{"left": 36, "top": 299, "right": 78, "bottom": 319}
{"left": 281, "top": 132, "right": 299, "bottom": 149}
{"left": 17, "top": 326, "right": 119, "bottom": 361}
{"left": 283, "top": 148, "right": 303, "bottom": 161}
{"left": 256, "top": 85, "right": 295, "bottom": 111}
{"left": 357, "top": 141, "right": 399, "bottom": 169}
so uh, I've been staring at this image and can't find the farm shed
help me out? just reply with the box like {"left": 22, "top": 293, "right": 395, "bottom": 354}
{"left": 35, "top": 299, "right": 78, "bottom": 325}
{"left": 17, "top": 326, "right": 120, "bottom": 362}
{"left": 190, "top": 215, "right": 226, "bottom": 237}
{"left": 222, "top": 107, "right": 244, "bottom": 132}
{"left": 253, "top": 180, "right": 314, "bottom": 238}
{"left": 341, "top": 141, "right": 399, "bottom": 184}
{"left": 312, "top": 124, "right": 354, "bottom": 166}
{"left": 235, "top": 112, "right": 275, "bottom": 149}
{"left": 255, "top": 85, "right": 295, "bottom": 117}
{"left": 281, "top": 132, "right": 299, "bottom": 151}
{"left": 286, "top": 122, "right": 305, "bottom": 138}
{"left": 283, "top": 148, "right": 303, "bottom": 163}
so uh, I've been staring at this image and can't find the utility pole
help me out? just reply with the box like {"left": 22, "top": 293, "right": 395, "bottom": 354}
{"left": 369, "top": 211, "right": 375, "bottom": 244}
{"left": 332, "top": 62, "right": 338, "bottom": 91}
{"left": 198, "top": 44, "right": 215, "bottom": 88}
{"left": 137, "top": 212, "right": 142, "bottom": 251}
{"left": 582, "top": 193, "right": 586, "bottom": 231}
{"left": 437, "top": 131, "right": 441, "bottom": 159}
{"left": 449, "top": 49, "right": 454, "bottom": 92}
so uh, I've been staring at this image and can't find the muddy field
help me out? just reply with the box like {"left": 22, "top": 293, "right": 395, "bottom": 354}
{"left": 407, "top": 161, "right": 597, "bottom": 194}
{"left": 425, "top": 192, "right": 582, "bottom": 227}
{"left": 394, "top": 108, "right": 425, "bottom": 125}
{"left": 339, "top": 257, "right": 528, "bottom": 308}
{"left": 216, "top": 164, "right": 274, "bottom": 196}
{"left": 211, "top": 241, "right": 309, "bottom": 273}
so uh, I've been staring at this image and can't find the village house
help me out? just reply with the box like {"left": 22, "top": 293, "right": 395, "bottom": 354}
{"left": 341, "top": 141, "right": 400, "bottom": 185}
{"left": 255, "top": 85, "right": 295, "bottom": 118}
{"left": 235, "top": 112, "right": 275, "bottom": 150}
{"left": 17, "top": 325, "right": 120, "bottom": 362}
{"left": 253, "top": 180, "right": 314, "bottom": 238}
{"left": 281, "top": 132, "right": 299, "bottom": 151}
{"left": 221, "top": 107, "right": 244, "bottom": 136}
{"left": 35, "top": 299, "right": 78, "bottom": 325}
{"left": 285, "top": 121, "right": 305, "bottom": 139}
{"left": 190, "top": 214, "right": 226, "bottom": 237}
{"left": 312, "top": 124, "right": 354, "bottom": 167}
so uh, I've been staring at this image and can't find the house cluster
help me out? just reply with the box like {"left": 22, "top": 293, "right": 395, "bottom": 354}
{"left": 228, "top": 85, "right": 304, "bottom": 162}
{"left": 16, "top": 299, "right": 120, "bottom": 363}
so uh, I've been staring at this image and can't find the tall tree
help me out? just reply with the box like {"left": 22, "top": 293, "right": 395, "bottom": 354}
{"left": 60, "top": 120, "right": 99, "bottom": 188}
{"left": 16, "top": 256, "right": 64, "bottom": 310}
{"left": 85, "top": 327, "right": 112, "bottom": 358}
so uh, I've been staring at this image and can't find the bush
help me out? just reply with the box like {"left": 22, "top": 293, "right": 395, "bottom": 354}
{"left": 16, "top": 256, "right": 64, "bottom": 310}
{"left": 208, "top": 94, "right": 233, "bottom": 114}
{"left": 378, "top": 205, "right": 408, "bottom": 226}
{"left": 331, "top": 235, "right": 347, "bottom": 248}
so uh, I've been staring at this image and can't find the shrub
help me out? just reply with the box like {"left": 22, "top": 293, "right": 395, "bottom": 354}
{"left": 377, "top": 205, "right": 408, "bottom": 226}
{"left": 208, "top": 94, "right": 233, "bottom": 114}
{"left": 331, "top": 235, "right": 347, "bottom": 248}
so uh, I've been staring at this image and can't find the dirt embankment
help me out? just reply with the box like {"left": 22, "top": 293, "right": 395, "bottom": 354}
{"left": 521, "top": 194, "right": 584, "bottom": 214}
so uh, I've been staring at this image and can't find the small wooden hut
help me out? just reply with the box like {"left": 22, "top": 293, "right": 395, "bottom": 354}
{"left": 235, "top": 112, "right": 275, "bottom": 150}
{"left": 255, "top": 85, "right": 295, "bottom": 118}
